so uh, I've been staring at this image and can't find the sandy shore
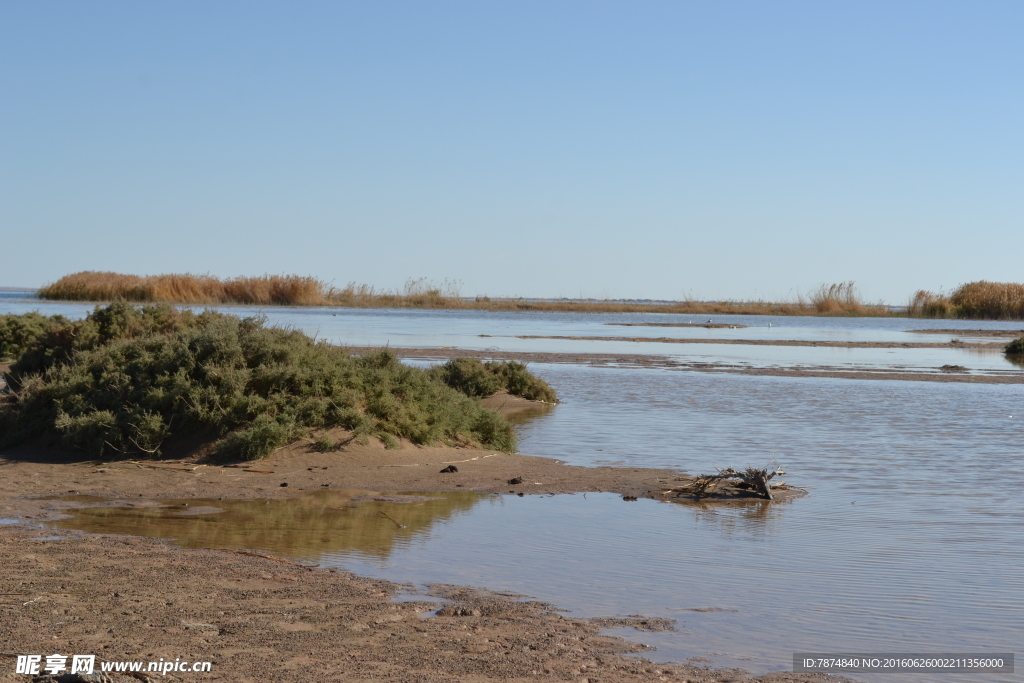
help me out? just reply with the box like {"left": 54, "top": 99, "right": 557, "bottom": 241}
{"left": 0, "top": 393, "right": 797, "bottom": 523}
{"left": 0, "top": 399, "right": 824, "bottom": 682}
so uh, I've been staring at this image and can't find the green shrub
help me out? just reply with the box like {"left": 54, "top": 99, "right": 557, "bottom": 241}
{"left": 1006, "top": 337, "right": 1024, "bottom": 356}
{"left": 0, "top": 312, "right": 70, "bottom": 361}
{"left": 429, "top": 358, "right": 557, "bottom": 403}
{"left": 312, "top": 434, "right": 336, "bottom": 452}
{"left": 490, "top": 360, "right": 558, "bottom": 402}
{"left": 8, "top": 303, "right": 205, "bottom": 379}
{"left": 0, "top": 305, "right": 517, "bottom": 459}
{"left": 431, "top": 357, "right": 503, "bottom": 397}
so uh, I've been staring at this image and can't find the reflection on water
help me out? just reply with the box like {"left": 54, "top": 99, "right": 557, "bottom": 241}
{"left": 48, "top": 490, "right": 483, "bottom": 561}
{"left": 673, "top": 497, "right": 778, "bottom": 528}
{"left": 502, "top": 402, "right": 558, "bottom": 426}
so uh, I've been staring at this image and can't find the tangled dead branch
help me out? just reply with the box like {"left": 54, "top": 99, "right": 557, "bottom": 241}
{"left": 670, "top": 466, "right": 783, "bottom": 500}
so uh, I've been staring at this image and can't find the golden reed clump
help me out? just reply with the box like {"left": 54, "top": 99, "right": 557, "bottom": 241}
{"left": 39, "top": 272, "right": 330, "bottom": 306}
{"left": 908, "top": 281, "right": 1024, "bottom": 319}
{"left": 38, "top": 272, "right": 900, "bottom": 315}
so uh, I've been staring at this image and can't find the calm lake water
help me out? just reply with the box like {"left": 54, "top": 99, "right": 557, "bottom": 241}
{"left": 2, "top": 293, "right": 1022, "bottom": 375}
{"left": 5, "top": 294, "right": 1021, "bottom": 680}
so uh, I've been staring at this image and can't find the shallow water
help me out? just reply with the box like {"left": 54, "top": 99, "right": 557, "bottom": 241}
{"left": 1, "top": 295, "right": 1022, "bottom": 375}
{"left": 46, "top": 362, "right": 1024, "bottom": 682}
{"left": 47, "top": 490, "right": 483, "bottom": 560}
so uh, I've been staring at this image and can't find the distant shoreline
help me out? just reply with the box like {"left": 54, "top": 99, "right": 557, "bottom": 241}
{"left": 20, "top": 272, "right": 1024, "bottom": 320}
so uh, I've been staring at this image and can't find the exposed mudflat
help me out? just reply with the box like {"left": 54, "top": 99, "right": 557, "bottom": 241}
{"left": 1, "top": 525, "right": 843, "bottom": 683}
{"left": 907, "top": 328, "right": 1024, "bottom": 337}
{"left": 513, "top": 334, "right": 1004, "bottom": 349}
{"left": 346, "top": 347, "right": 1024, "bottom": 384}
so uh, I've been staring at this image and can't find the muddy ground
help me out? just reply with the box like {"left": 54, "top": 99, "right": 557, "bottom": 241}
{"left": 0, "top": 396, "right": 825, "bottom": 683}
{"left": 0, "top": 525, "right": 843, "bottom": 683}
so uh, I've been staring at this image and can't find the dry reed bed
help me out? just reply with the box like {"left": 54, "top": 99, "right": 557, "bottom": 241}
{"left": 38, "top": 272, "right": 897, "bottom": 316}
{"left": 40, "top": 271, "right": 327, "bottom": 306}
{"left": 908, "top": 281, "right": 1024, "bottom": 319}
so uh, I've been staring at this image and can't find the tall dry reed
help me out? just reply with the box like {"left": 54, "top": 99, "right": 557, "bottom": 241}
{"left": 907, "top": 281, "right": 1024, "bottom": 319}
{"left": 39, "top": 272, "right": 333, "bottom": 306}
{"left": 949, "top": 281, "right": 1024, "bottom": 319}
{"left": 807, "top": 281, "right": 874, "bottom": 315}
{"left": 906, "top": 290, "right": 955, "bottom": 318}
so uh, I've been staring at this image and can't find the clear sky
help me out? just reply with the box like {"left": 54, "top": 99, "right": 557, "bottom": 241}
{"left": 2, "top": 2, "right": 1021, "bottom": 303}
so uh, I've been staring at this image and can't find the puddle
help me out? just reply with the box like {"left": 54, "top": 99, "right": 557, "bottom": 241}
{"left": 0, "top": 518, "right": 21, "bottom": 525}
{"left": 502, "top": 402, "right": 558, "bottom": 426}
{"left": 391, "top": 590, "right": 447, "bottom": 606}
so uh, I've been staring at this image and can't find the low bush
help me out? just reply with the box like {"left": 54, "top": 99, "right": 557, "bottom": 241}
{"left": 430, "top": 358, "right": 557, "bottom": 403}
{"left": 312, "top": 434, "right": 336, "bottom": 452}
{"left": 430, "top": 358, "right": 504, "bottom": 397}
{"left": 0, "top": 312, "right": 70, "bottom": 361}
{"left": 1006, "top": 337, "right": 1024, "bottom": 356}
{"left": 0, "top": 305, "right": 518, "bottom": 459}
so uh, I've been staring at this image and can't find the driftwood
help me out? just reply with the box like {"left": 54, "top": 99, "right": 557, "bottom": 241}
{"left": 673, "top": 466, "right": 779, "bottom": 500}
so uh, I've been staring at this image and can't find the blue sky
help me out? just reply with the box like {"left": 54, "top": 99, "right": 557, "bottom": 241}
{"left": 2, "top": 1, "right": 1021, "bottom": 302}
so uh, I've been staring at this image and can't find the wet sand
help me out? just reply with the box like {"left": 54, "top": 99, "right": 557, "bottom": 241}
{"left": 347, "top": 347, "right": 1024, "bottom": 384}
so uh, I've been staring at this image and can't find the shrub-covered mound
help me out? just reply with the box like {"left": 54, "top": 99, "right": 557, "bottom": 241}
{"left": 0, "top": 312, "right": 71, "bottom": 361}
{"left": 0, "top": 304, "right": 525, "bottom": 459}
{"left": 429, "top": 357, "right": 557, "bottom": 402}
{"left": 1006, "top": 337, "right": 1024, "bottom": 356}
